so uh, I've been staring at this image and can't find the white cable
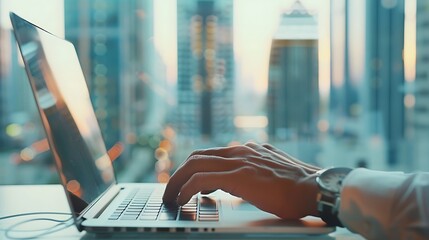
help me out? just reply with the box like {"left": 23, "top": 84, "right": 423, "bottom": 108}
{"left": 5, "top": 218, "right": 74, "bottom": 239}
{"left": 0, "top": 212, "right": 71, "bottom": 221}
{"left": 0, "top": 212, "right": 74, "bottom": 239}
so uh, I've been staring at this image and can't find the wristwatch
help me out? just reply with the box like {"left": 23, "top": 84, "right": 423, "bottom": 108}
{"left": 315, "top": 167, "right": 353, "bottom": 227}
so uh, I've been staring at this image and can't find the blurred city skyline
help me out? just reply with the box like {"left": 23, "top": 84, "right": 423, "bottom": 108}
{"left": 0, "top": 0, "right": 427, "bottom": 186}
{"left": 1, "top": 0, "right": 328, "bottom": 94}
{"left": 1, "top": 0, "right": 416, "bottom": 112}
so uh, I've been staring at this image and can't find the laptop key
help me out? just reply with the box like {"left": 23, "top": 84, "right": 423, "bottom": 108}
{"left": 124, "top": 209, "right": 140, "bottom": 213}
{"left": 199, "top": 217, "right": 219, "bottom": 221}
{"left": 146, "top": 203, "right": 162, "bottom": 207}
{"left": 129, "top": 202, "right": 145, "bottom": 206}
{"left": 180, "top": 209, "right": 197, "bottom": 214}
{"left": 140, "top": 215, "right": 158, "bottom": 221}
{"left": 178, "top": 213, "right": 197, "bottom": 221}
{"left": 123, "top": 213, "right": 141, "bottom": 217}
{"left": 199, "top": 211, "right": 218, "bottom": 216}
{"left": 128, "top": 206, "right": 145, "bottom": 210}
{"left": 144, "top": 209, "right": 161, "bottom": 213}
{"left": 108, "top": 214, "right": 120, "bottom": 220}
{"left": 121, "top": 215, "right": 139, "bottom": 220}
{"left": 158, "top": 212, "right": 177, "bottom": 221}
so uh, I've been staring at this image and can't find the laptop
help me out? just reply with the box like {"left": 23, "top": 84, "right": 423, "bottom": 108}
{"left": 9, "top": 12, "right": 334, "bottom": 236}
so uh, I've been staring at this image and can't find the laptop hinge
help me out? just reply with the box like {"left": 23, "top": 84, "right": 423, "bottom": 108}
{"left": 75, "top": 217, "right": 85, "bottom": 232}
{"left": 81, "top": 185, "right": 121, "bottom": 220}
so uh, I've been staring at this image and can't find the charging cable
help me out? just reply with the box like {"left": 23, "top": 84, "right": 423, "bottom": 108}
{"left": 0, "top": 212, "right": 74, "bottom": 239}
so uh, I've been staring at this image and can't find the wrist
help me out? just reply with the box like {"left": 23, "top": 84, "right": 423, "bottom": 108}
{"left": 300, "top": 173, "right": 320, "bottom": 218}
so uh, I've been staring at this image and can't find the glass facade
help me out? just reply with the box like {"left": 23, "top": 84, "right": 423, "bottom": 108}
{"left": 0, "top": 0, "right": 427, "bottom": 185}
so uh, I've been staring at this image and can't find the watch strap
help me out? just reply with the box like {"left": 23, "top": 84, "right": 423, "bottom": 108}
{"left": 317, "top": 193, "right": 344, "bottom": 227}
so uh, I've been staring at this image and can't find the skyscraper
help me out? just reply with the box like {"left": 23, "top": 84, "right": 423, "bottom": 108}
{"left": 414, "top": 0, "right": 429, "bottom": 171}
{"left": 330, "top": 0, "right": 359, "bottom": 122}
{"left": 176, "top": 0, "right": 234, "bottom": 144}
{"left": 267, "top": 1, "right": 319, "bottom": 141}
{"left": 365, "top": 0, "right": 405, "bottom": 166}
{"left": 64, "top": 0, "right": 122, "bottom": 151}
{"left": 330, "top": 0, "right": 405, "bottom": 167}
{"left": 64, "top": 0, "right": 158, "bottom": 163}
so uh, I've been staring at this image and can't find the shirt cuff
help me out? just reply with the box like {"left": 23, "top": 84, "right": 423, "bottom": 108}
{"left": 338, "top": 168, "right": 406, "bottom": 238}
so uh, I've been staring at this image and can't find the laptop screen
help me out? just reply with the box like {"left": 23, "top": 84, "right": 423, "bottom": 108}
{"left": 10, "top": 13, "right": 116, "bottom": 216}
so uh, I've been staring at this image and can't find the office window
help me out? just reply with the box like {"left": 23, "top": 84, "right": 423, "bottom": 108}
{"left": 0, "top": 0, "right": 427, "bottom": 185}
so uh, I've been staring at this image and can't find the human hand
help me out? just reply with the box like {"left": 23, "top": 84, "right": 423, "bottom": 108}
{"left": 162, "top": 142, "right": 321, "bottom": 219}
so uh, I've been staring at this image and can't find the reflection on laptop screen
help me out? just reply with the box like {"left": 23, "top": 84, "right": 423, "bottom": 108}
{"left": 10, "top": 13, "right": 116, "bottom": 215}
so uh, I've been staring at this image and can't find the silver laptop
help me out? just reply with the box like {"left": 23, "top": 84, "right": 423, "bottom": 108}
{"left": 9, "top": 12, "right": 334, "bottom": 236}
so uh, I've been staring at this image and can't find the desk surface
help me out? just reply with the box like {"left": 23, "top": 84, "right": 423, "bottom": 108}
{"left": 0, "top": 185, "right": 364, "bottom": 240}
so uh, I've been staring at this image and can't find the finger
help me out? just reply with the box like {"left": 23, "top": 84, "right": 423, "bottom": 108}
{"left": 176, "top": 166, "right": 256, "bottom": 205}
{"left": 261, "top": 143, "right": 320, "bottom": 171}
{"left": 191, "top": 143, "right": 291, "bottom": 172}
{"left": 188, "top": 147, "right": 232, "bottom": 158}
{"left": 244, "top": 142, "right": 264, "bottom": 151}
{"left": 163, "top": 155, "right": 247, "bottom": 203}
{"left": 189, "top": 145, "right": 262, "bottom": 159}
{"left": 172, "top": 147, "right": 234, "bottom": 170}
{"left": 201, "top": 190, "right": 216, "bottom": 195}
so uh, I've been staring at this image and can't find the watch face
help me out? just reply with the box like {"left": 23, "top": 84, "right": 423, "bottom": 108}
{"left": 317, "top": 167, "right": 352, "bottom": 193}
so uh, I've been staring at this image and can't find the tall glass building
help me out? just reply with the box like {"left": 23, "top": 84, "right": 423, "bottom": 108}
{"left": 414, "top": 0, "right": 429, "bottom": 171}
{"left": 63, "top": 0, "right": 172, "bottom": 182}
{"left": 176, "top": 0, "right": 235, "bottom": 145}
{"left": 268, "top": 2, "right": 319, "bottom": 141}
{"left": 64, "top": 0, "right": 123, "bottom": 152}
{"left": 330, "top": 0, "right": 405, "bottom": 167}
{"left": 267, "top": 1, "right": 320, "bottom": 163}
{"left": 365, "top": 0, "right": 405, "bottom": 166}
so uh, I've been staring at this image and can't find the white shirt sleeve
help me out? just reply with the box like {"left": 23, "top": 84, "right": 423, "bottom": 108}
{"left": 338, "top": 168, "right": 429, "bottom": 240}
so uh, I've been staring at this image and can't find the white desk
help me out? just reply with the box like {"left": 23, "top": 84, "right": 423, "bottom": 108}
{"left": 0, "top": 185, "right": 364, "bottom": 240}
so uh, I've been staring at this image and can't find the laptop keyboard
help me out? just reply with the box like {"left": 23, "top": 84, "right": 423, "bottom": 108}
{"left": 108, "top": 188, "right": 219, "bottom": 222}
